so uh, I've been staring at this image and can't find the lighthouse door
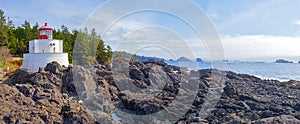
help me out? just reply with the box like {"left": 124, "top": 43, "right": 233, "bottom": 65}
{"left": 53, "top": 47, "right": 56, "bottom": 53}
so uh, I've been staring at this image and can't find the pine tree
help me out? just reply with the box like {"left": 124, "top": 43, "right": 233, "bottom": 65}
{"left": 106, "top": 45, "right": 113, "bottom": 63}
{"left": 23, "top": 21, "right": 32, "bottom": 41}
{"left": 73, "top": 28, "right": 92, "bottom": 65}
{"left": 61, "top": 25, "right": 72, "bottom": 53}
{"left": 31, "top": 23, "right": 39, "bottom": 39}
{"left": 18, "top": 21, "right": 33, "bottom": 53}
{"left": 7, "top": 19, "right": 18, "bottom": 55}
{"left": 68, "top": 29, "right": 78, "bottom": 63}
{"left": 14, "top": 26, "right": 26, "bottom": 56}
{"left": 96, "top": 39, "right": 106, "bottom": 64}
{"left": 0, "top": 10, "right": 8, "bottom": 46}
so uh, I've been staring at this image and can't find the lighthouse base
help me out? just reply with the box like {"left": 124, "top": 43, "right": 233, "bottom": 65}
{"left": 22, "top": 53, "right": 69, "bottom": 72}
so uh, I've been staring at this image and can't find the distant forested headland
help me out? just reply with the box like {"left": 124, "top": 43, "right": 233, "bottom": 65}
{"left": 0, "top": 9, "right": 112, "bottom": 65}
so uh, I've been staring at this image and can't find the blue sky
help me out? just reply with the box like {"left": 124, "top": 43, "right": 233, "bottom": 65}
{"left": 1, "top": 0, "right": 300, "bottom": 61}
{"left": 1, "top": 0, "right": 300, "bottom": 36}
{"left": 0, "top": 0, "right": 106, "bottom": 30}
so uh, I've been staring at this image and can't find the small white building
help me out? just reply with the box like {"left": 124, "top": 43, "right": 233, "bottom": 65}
{"left": 22, "top": 23, "right": 69, "bottom": 72}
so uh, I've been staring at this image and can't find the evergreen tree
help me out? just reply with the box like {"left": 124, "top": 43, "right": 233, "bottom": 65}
{"left": 0, "top": 10, "right": 8, "bottom": 46}
{"left": 96, "top": 38, "right": 106, "bottom": 64}
{"left": 106, "top": 45, "right": 113, "bottom": 63}
{"left": 73, "top": 28, "right": 91, "bottom": 65}
{"left": 23, "top": 21, "right": 32, "bottom": 41}
{"left": 14, "top": 26, "right": 26, "bottom": 56}
{"left": 7, "top": 17, "right": 14, "bottom": 29}
{"left": 7, "top": 20, "right": 18, "bottom": 55}
{"left": 61, "top": 25, "right": 72, "bottom": 54}
{"left": 68, "top": 29, "right": 78, "bottom": 63}
{"left": 31, "top": 23, "right": 39, "bottom": 39}
{"left": 89, "top": 28, "right": 99, "bottom": 56}
{"left": 7, "top": 36, "right": 18, "bottom": 55}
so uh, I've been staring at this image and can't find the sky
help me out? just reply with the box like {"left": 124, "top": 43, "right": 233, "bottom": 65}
{"left": 1, "top": 0, "right": 300, "bottom": 62}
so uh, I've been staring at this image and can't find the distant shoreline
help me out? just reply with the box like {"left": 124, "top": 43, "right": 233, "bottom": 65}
{"left": 164, "top": 60, "right": 300, "bottom": 81}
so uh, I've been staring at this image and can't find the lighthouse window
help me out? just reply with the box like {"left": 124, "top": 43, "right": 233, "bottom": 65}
{"left": 40, "top": 30, "right": 52, "bottom": 39}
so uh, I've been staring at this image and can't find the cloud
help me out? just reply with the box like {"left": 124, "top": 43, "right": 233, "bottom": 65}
{"left": 101, "top": 12, "right": 159, "bottom": 46}
{"left": 79, "top": 1, "right": 300, "bottom": 62}
{"left": 221, "top": 35, "right": 300, "bottom": 62}
{"left": 294, "top": 20, "right": 300, "bottom": 25}
{"left": 106, "top": 31, "right": 300, "bottom": 62}
{"left": 107, "top": 26, "right": 199, "bottom": 60}
{"left": 208, "top": 12, "right": 218, "bottom": 19}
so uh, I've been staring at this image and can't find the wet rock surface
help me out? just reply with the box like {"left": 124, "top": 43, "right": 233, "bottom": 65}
{"left": 0, "top": 59, "right": 299, "bottom": 124}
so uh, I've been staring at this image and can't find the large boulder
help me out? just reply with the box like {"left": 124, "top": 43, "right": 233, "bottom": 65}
{"left": 44, "top": 61, "right": 63, "bottom": 74}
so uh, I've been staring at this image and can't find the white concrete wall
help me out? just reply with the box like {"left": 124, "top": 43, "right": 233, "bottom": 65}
{"left": 22, "top": 53, "right": 69, "bottom": 72}
{"left": 29, "top": 40, "right": 63, "bottom": 53}
{"left": 29, "top": 41, "right": 34, "bottom": 53}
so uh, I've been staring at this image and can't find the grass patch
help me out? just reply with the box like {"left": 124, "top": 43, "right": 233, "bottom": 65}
{"left": 3, "top": 59, "right": 23, "bottom": 76}
{"left": 0, "top": 61, "right": 4, "bottom": 67}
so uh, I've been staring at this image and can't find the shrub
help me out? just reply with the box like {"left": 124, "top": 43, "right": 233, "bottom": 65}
{"left": 3, "top": 59, "right": 23, "bottom": 76}
{"left": 0, "top": 46, "right": 12, "bottom": 61}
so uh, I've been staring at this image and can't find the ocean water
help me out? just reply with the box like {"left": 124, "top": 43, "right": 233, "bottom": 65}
{"left": 164, "top": 61, "right": 300, "bottom": 81}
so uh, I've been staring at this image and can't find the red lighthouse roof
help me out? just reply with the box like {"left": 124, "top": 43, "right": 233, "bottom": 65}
{"left": 39, "top": 23, "right": 53, "bottom": 39}
{"left": 39, "top": 23, "right": 53, "bottom": 31}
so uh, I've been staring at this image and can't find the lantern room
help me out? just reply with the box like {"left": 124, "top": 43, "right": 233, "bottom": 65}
{"left": 39, "top": 23, "right": 53, "bottom": 39}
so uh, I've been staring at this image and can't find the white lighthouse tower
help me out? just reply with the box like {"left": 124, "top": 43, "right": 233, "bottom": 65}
{"left": 22, "top": 23, "right": 69, "bottom": 72}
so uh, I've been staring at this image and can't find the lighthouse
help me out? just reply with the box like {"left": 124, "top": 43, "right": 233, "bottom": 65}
{"left": 22, "top": 23, "right": 69, "bottom": 72}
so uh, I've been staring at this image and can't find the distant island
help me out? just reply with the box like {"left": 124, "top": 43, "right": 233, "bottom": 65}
{"left": 196, "top": 58, "right": 203, "bottom": 62}
{"left": 222, "top": 60, "right": 229, "bottom": 62}
{"left": 113, "top": 52, "right": 207, "bottom": 63}
{"left": 275, "top": 59, "right": 293, "bottom": 63}
{"left": 113, "top": 51, "right": 165, "bottom": 62}
{"left": 177, "top": 57, "right": 192, "bottom": 61}
{"left": 114, "top": 51, "right": 300, "bottom": 64}
{"left": 138, "top": 56, "right": 164, "bottom": 61}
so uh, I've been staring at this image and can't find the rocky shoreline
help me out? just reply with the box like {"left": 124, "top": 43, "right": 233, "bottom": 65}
{"left": 0, "top": 59, "right": 299, "bottom": 124}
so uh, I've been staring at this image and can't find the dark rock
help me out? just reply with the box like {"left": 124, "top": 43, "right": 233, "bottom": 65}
{"left": 294, "top": 103, "right": 300, "bottom": 111}
{"left": 15, "top": 84, "right": 35, "bottom": 97}
{"left": 0, "top": 63, "right": 117, "bottom": 124}
{"left": 11, "top": 69, "right": 30, "bottom": 83}
{"left": 1, "top": 58, "right": 300, "bottom": 124}
{"left": 163, "top": 66, "right": 173, "bottom": 72}
{"left": 223, "top": 83, "right": 237, "bottom": 98}
{"left": 44, "top": 61, "right": 63, "bottom": 74}
{"left": 253, "top": 115, "right": 300, "bottom": 124}
{"left": 261, "top": 110, "right": 276, "bottom": 118}
{"left": 213, "top": 108, "right": 226, "bottom": 116}
{"left": 129, "top": 65, "right": 144, "bottom": 80}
